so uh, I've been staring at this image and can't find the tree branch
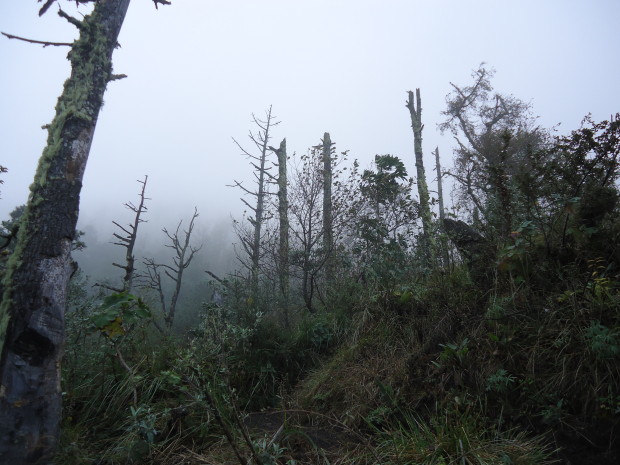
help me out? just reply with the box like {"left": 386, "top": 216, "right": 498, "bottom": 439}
{"left": 1, "top": 31, "right": 71, "bottom": 47}
{"left": 93, "top": 282, "right": 124, "bottom": 293}
{"left": 153, "top": 0, "right": 172, "bottom": 9}
{"left": 38, "top": 0, "right": 57, "bottom": 17}
{"left": 57, "top": 8, "right": 84, "bottom": 30}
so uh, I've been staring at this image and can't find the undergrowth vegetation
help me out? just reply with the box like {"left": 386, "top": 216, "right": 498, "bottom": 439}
{"left": 4, "top": 69, "right": 614, "bottom": 464}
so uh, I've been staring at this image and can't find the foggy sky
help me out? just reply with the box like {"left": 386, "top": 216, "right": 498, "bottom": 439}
{"left": 1, "top": 0, "right": 619, "bottom": 247}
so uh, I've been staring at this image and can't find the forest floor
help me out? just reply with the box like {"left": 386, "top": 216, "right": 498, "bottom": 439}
{"left": 243, "top": 409, "right": 368, "bottom": 463}
{"left": 161, "top": 409, "right": 369, "bottom": 465}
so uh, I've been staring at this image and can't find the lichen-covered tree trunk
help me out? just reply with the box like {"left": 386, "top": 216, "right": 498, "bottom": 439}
{"left": 276, "top": 138, "right": 290, "bottom": 328}
{"left": 322, "top": 132, "right": 333, "bottom": 282}
{"left": 434, "top": 147, "right": 450, "bottom": 267}
{"left": 0, "top": 1, "right": 130, "bottom": 462}
{"left": 406, "top": 89, "right": 435, "bottom": 266}
{"left": 434, "top": 147, "right": 445, "bottom": 223}
{"left": 250, "top": 123, "right": 271, "bottom": 297}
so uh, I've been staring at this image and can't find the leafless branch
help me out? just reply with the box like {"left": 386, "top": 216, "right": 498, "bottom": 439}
{"left": 1, "top": 31, "right": 71, "bottom": 47}
{"left": 228, "top": 180, "right": 256, "bottom": 197}
{"left": 153, "top": 0, "right": 172, "bottom": 9}
{"left": 92, "top": 282, "right": 124, "bottom": 293}
{"left": 141, "top": 208, "right": 201, "bottom": 330}
{"left": 38, "top": 0, "right": 57, "bottom": 16}
{"left": 57, "top": 8, "right": 84, "bottom": 29}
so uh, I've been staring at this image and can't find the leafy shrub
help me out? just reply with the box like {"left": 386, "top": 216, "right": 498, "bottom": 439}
{"left": 584, "top": 321, "right": 620, "bottom": 360}
{"left": 486, "top": 369, "right": 516, "bottom": 393}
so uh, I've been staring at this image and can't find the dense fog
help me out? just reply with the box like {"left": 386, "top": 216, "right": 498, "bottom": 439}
{"left": 2, "top": 0, "right": 618, "bottom": 236}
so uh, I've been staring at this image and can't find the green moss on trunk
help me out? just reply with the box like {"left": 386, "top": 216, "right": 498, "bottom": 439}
{"left": 0, "top": 2, "right": 131, "bottom": 462}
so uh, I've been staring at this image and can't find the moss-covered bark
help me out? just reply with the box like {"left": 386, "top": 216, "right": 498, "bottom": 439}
{"left": 0, "top": 1, "right": 130, "bottom": 463}
{"left": 276, "top": 138, "right": 290, "bottom": 328}
{"left": 322, "top": 132, "right": 333, "bottom": 282}
{"left": 406, "top": 89, "right": 435, "bottom": 266}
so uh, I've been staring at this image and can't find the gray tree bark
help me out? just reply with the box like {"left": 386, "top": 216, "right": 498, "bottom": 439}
{"left": 434, "top": 147, "right": 445, "bottom": 223}
{"left": 434, "top": 147, "right": 450, "bottom": 267}
{"left": 322, "top": 132, "right": 333, "bottom": 283}
{"left": 0, "top": 1, "right": 131, "bottom": 462}
{"left": 406, "top": 89, "right": 435, "bottom": 266}
{"left": 275, "top": 138, "right": 290, "bottom": 328}
{"left": 231, "top": 107, "right": 278, "bottom": 298}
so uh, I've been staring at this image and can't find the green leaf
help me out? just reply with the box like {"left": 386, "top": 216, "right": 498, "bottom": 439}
{"left": 90, "top": 292, "right": 151, "bottom": 337}
{"left": 91, "top": 309, "right": 119, "bottom": 328}
{"left": 399, "top": 290, "right": 413, "bottom": 304}
{"left": 101, "top": 316, "right": 125, "bottom": 339}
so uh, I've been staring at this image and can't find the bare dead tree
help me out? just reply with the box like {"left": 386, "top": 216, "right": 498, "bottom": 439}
{"left": 434, "top": 147, "right": 451, "bottom": 267}
{"left": 406, "top": 89, "right": 435, "bottom": 266}
{"left": 272, "top": 138, "right": 290, "bottom": 327}
{"left": 141, "top": 208, "right": 202, "bottom": 330}
{"left": 141, "top": 258, "right": 167, "bottom": 333}
{"left": 434, "top": 147, "right": 445, "bottom": 223}
{"left": 112, "top": 175, "right": 149, "bottom": 292}
{"left": 322, "top": 132, "right": 334, "bottom": 283}
{"left": 230, "top": 106, "right": 280, "bottom": 297}
{"left": 96, "top": 175, "right": 149, "bottom": 293}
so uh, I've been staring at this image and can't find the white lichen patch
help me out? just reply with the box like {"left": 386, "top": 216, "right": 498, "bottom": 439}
{"left": 32, "top": 239, "right": 73, "bottom": 346}
{"left": 67, "top": 128, "right": 94, "bottom": 182}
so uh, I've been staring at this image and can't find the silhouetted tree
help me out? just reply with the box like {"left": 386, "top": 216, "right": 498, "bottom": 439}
{"left": 322, "top": 132, "right": 334, "bottom": 282}
{"left": 231, "top": 106, "right": 279, "bottom": 298}
{"left": 142, "top": 208, "right": 202, "bottom": 331}
{"left": 96, "top": 175, "right": 149, "bottom": 293}
{"left": 440, "top": 64, "right": 546, "bottom": 233}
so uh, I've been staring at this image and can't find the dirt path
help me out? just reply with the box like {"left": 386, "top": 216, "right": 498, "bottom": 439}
{"left": 244, "top": 409, "right": 369, "bottom": 462}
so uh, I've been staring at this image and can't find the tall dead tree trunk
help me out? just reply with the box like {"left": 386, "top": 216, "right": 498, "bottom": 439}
{"left": 113, "top": 175, "right": 149, "bottom": 293}
{"left": 434, "top": 147, "right": 445, "bottom": 223}
{"left": 406, "top": 89, "right": 435, "bottom": 266}
{"left": 322, "top": 132, "right": 333, "bottom": 283}
{"left": 0, "top": 1, "right": 134, "bottom": 462}
{"left": 231, "top": 107, "right": 279, "bottom": 299}
{"left": 434, "top": 147, "right": 450, "bottom": 267}
{"left": 97, "top": 175, "right": 149, "bottom": 294}
{"left": 274, "top": 138, "right": 290, "bottom": 328}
